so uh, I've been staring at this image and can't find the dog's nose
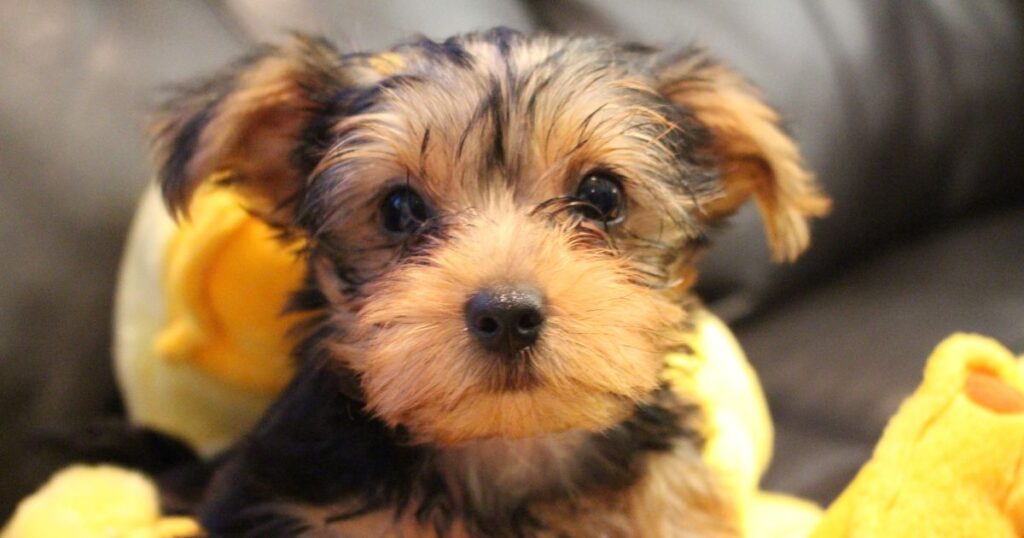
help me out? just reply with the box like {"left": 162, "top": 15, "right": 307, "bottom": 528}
{"left": 465, "top": 286, "right": 545, "bottom": 357}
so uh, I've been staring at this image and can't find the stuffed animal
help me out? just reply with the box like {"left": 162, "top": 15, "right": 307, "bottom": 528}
{"left": 0, "top": 465, "right": 199, "bottom": 538}
{"left": 810, "top": 333, "right": 1024, "bottom": 537}
{"left": 111, "top": 185, "right": 304, "bottom": 457}
{"left": 4, "top": 185, "right": 1019, "bottom": 537}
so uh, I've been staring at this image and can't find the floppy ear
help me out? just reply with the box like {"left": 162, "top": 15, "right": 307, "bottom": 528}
{"left": 655, "top": 51, "right": 831, "bottom": 262}
{"left": 150, "top": 34, "right": 378, "bottom": 225}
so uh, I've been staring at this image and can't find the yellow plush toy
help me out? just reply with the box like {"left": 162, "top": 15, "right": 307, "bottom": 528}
{"left": 0, "top": 465, "right": 199, "bottom": 538}
{"left": 112, "top": 185, "right": 305, "bottom": 457}
{"left": 811, "top": 333, "right": 1024, "bottom": 537}
{"left": 4, "top": 185, "right": 1020, "bottom": 537}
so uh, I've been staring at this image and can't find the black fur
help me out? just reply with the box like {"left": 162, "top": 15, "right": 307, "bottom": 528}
{"left": 46, "top": 421, "right": 214, "bottom": 515}
{"left": 413, "top": 35, "right": 475, "bottom": 69}
{"left": 483, "top": 26, "right": 521, "bottom": 58}
{"left": 487, "top": 79, "right": 507, "bottom": 172}
{"left": 153, "top": 50, "right": 262, "bottom": 215}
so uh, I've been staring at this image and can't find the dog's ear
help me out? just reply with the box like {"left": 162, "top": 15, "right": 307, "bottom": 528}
{"left": 655, "top": 50, "right": 830, "bottom": 262}
{"left": 149, "top": 34, "right": 381, "bottom": 225}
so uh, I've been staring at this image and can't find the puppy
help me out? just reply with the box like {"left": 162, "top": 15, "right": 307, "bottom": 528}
{"left": 151, "top": 28, "right": 828, "bottom": 537}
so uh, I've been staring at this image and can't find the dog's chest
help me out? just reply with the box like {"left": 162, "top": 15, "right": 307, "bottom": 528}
{"left": 298, "top": 433, "right": 626, "bottom": 536}
{"left": 292, "top": 445, "right": 737, "bottom": 538}
{"left": 296, "top": 497, "right": 633, "bottom": 538}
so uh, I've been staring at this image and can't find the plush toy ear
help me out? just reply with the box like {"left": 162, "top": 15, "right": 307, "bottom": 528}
{"left": 655, "top": 51, "right": 831, "bottom": 262}
{"left": 150, "top": 34, "right": 377, "bottom": 225}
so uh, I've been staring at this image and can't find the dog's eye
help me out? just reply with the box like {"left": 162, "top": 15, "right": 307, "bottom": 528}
{"left": 381, "top": 187, "right": 431, "bottom": 234}
{"left": 574, "top": 172, "right": 625, "bottom": 223}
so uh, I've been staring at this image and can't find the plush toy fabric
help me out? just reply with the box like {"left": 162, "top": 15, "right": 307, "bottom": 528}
{"left": 6, "top": 186, "right": 1018, "bottom": 537}
{"left": 0, "top": 465, "right": 199, "bottom": 538}
{"left": 113, "top": 186, "right": 301, "bottom": 456}
{"left": 811, "top": 333, "right": 1024, "bottom": 537}
{"left": 667, "top": 312, "right": 823, "bottom": 537}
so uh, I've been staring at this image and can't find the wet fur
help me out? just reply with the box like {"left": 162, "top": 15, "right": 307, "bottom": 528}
{"left": 150, "top": 28, "right": 827, "bottom": 537}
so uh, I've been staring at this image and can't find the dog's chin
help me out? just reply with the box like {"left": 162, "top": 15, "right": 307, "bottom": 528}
{"left": 349, "top": 325, "right": 673, "bottom": 446}
{"left": 368, "top": 381, "right": 648, "bottom": 447}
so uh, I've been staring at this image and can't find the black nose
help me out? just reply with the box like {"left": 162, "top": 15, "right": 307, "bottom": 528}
{"left": 465, "top": 286, "right": 545, "bottom": 358}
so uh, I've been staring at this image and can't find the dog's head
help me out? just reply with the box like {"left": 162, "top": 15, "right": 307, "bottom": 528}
{"left": 151, "top": 29, "right": 828, "bottom": 446}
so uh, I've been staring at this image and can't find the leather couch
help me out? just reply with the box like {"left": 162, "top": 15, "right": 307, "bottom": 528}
{"left": 2, "top": 0, "right": 1022, "bottom": 518}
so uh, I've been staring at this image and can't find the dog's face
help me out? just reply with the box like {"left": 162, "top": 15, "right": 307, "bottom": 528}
{"left": 152, "top": 29, "right": 828, "bottom": 446}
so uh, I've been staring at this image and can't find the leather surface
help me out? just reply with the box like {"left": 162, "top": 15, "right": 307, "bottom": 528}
{"left": 1, "top": 0, "right": 1022, "bottom": 516}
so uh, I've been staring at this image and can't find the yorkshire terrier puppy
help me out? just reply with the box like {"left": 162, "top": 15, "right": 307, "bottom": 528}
{"left": 151, "top": 28, "right": 828, "bottom": 537}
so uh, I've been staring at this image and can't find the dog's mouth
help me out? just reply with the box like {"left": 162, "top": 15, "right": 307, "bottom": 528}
{"left": 476, "top": 351, "right": 542, "bottom": 392}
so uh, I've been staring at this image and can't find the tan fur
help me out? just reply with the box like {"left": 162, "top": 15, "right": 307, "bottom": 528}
{"left": 153, "top": 38, "right": 382, "bottom": 222}
{"left": 657, "top": 53, "right": 831, "bottom": 261}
